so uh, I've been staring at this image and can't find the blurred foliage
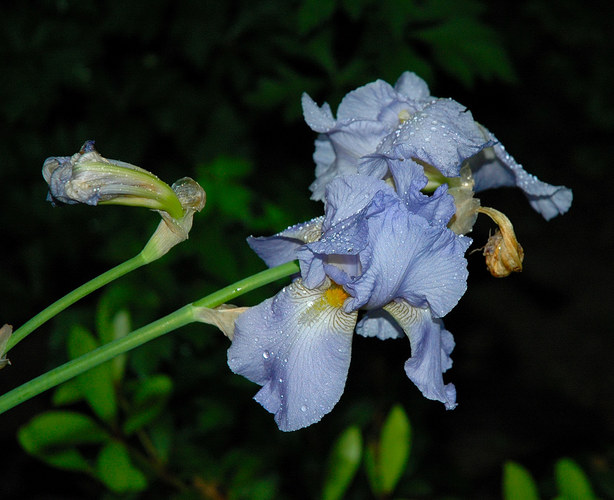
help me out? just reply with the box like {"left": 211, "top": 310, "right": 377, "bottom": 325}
{"left": 2, "top": 0, "right": 614, "bottom": 499}
{"left": 503, "top": 458, "right": 599, "bottom": 500}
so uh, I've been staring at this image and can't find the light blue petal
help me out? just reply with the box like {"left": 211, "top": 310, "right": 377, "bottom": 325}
{"left": 300, "top": 181, "right": 401, "bottom": 289}
{"left": 384, "top": 301, "right": 457, "bottom": 409}
{"left": 355, "top": 310, "right": 404, "bottom": 340}
{"left": 336, "top": 79, "right": 399, "bottom": 122}
{"left": 302, "top": 93, "right": 336, "bottom": 133}
{"left": 377, "top": 99, "right": 493, "bottom": 177}
{"left": 369, "top": 152, "right": 457, "bottom": 225}
{"left": 394, "top": 72, "right": 432, "bottom": 103}
{"left": 228, "top": 280, "right": 357, "bottom": 431}
{"left": 309, "top": 120, "right": 389, "bottom": 202}
{"left": 309, "top": 137, "right": 337, "bottom": 201}
{"left": 471, "top": 129, "right": 573, "bottom": 220}
{"left": 344, "top": 202, "right": 470, "bottom": 317}
{"left": 247, "top": 217, "right": 323, "bottom": 268}
{"left": 298, "top": 210, "right": 370, "bottom": 289}
{"left": 322, "top": 174, "right": 393, "bottom": 231}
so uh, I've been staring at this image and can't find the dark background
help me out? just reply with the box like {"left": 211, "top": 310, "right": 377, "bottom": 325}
{"left": 1, "top": 0, "right": 612, "bottom": 498}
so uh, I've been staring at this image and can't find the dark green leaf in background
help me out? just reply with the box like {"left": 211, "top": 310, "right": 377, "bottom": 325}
{"left": 123, "top": 374, "right": 173, "bottom": 435}
{"left": 18, "top": 411, "right": 109, "bottom": 473}
{"left": 365, "top": 404, "right": 412, "bottom": 496}
{"left": 554, "top": 458, "right": 597, "bottom": 500}
{"left": 96, "top": 440, "right": 148, "bottom": 493}
{"left": 502, "top": 461, "right": 540, "bottom": 500}
{"left": 67, "top": 324, "right": 118, "bottom": 424}
{"left": 321, "top": 425, "right": 363, "bottom": 500}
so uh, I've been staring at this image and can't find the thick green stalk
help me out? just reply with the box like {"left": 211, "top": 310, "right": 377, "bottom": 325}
{"left": 6, "top": 252, "right": 149, "bottom": 354}
{"left": 0, "top": 260, "right": 299, "bottom": 415}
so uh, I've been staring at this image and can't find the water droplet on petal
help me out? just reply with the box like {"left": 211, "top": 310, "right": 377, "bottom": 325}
{"left": 262, "top": 350, "right": 270, "bottom": 359}
{"left": 300, "top": 405, "right": 307, "bottom": 412}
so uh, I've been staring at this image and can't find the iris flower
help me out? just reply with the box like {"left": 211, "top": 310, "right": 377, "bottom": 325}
{"left": 228, "top": 164, "right": 470, "bottom": 431}
{"left": 218, "top": 72, "right": 572, "bottom": 431}
{"left": 302, "top": 71, "right": 572, "bottom": 222}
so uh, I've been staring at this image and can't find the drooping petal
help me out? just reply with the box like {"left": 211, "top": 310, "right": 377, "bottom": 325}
{"left": 228, "top": 280, "right": 357, "bottom": 432}
{"left": 376, "top": 99, "right": 494, "bottom": 177}
{"left": 470, "top": 128, "right": 573, "bottom": 220}
{"left": 344, "top": 200, "right": 471, "bottom": 317}
{"left": 247, "top": 216, "right": 323, "bottom": 268}
{"left": 384, "top": 301, "right": 457, "bottom": 409}
{"left": 355, "top": 310, "right": 404, "bottom": 340}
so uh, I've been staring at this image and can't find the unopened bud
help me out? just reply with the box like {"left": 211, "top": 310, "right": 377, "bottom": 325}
{"left": 43, "top": 140, "right": 184, "bottom": 219}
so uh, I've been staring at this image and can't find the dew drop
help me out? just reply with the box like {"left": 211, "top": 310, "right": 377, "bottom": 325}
{"left": 300, "top": 405, "right": 307, "bottom": 412}
{"left": 262, "top": 350, "right": 270, "bottom": 359}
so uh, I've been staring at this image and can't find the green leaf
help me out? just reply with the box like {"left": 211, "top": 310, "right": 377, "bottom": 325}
{"left": 322, "top": 425, "right": 363, "bottom": 500}
{"left": 96, "top": 441, "right": 148, "bottom": 493}
{"left": 148, "top": 414, "right": 174, "bottom": 464}
{"left": 555, "top": 458, "right": 596, "bottom": 500}
{"left": 378, "top": 404, "right": 411, "bottom": 494}
{"left": 96, "top": 288, "right": 133, "bottom": 382}
{"left": 52, "top": 378, "right": 83, "bottom": 406}
{"left": 67, "top": 324, "right": 118, "bottom": 423}
{"left": 123, "top": 374, "right": 173, "bottom": 435}
{"left": 502, "top": 461, "right": 540, "bottom": 500}
{"left": 364, "top": 442, "right": 381, "bottom": 495}
{"left": 365, "top": 405, "right": 412, "bottom": 496}
{"left": 18, "top": 410, "right": 109, "bottom": 473}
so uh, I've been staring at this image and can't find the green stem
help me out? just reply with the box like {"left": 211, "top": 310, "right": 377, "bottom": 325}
{"left": 6, "top": 252, "right": 149, "bottom": 354}
{"left": 0, "top": 260, "right": 299, "bottom": 415}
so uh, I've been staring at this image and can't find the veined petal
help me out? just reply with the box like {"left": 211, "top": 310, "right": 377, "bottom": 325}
{"left": 344, "top": 201, "right": 470, "bottom": 317}
{"left": 384, "top": 301, "right": 457, "bottom": 409}
{"left": 377, "top": 99, "right": 493, "bottom": 177}
{"left": 471, "top": 128, "right": 573, "bottom": 220}
{"left": 228, "top": 280, "right": 357, "bottom": 432}
{"left": 248, "top": 217, "right": 323, "bottom": 268}
{"left": 355, "top": 310, "right": 404, "bottom": 340}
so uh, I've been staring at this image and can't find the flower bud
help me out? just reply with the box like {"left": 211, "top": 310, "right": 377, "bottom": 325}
{"left": 43, "top": 141, "right": 207, "bottom": 261}
{"left": 43, "top": 140, "right": 184, "bottom": 219}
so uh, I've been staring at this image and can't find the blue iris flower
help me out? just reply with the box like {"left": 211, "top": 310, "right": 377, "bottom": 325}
{"left": 225, "top": 72, "right": 572, "bottom": 431}
{"left": 302, "top": 71, "right": 572, "bottom": 220}
{"left": 228, "top": 164, "right": 470, "bottom": 431}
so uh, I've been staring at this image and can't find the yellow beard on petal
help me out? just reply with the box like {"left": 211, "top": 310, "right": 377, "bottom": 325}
{"left": 324, "top": 283, "right": 350, "bottom": 309}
